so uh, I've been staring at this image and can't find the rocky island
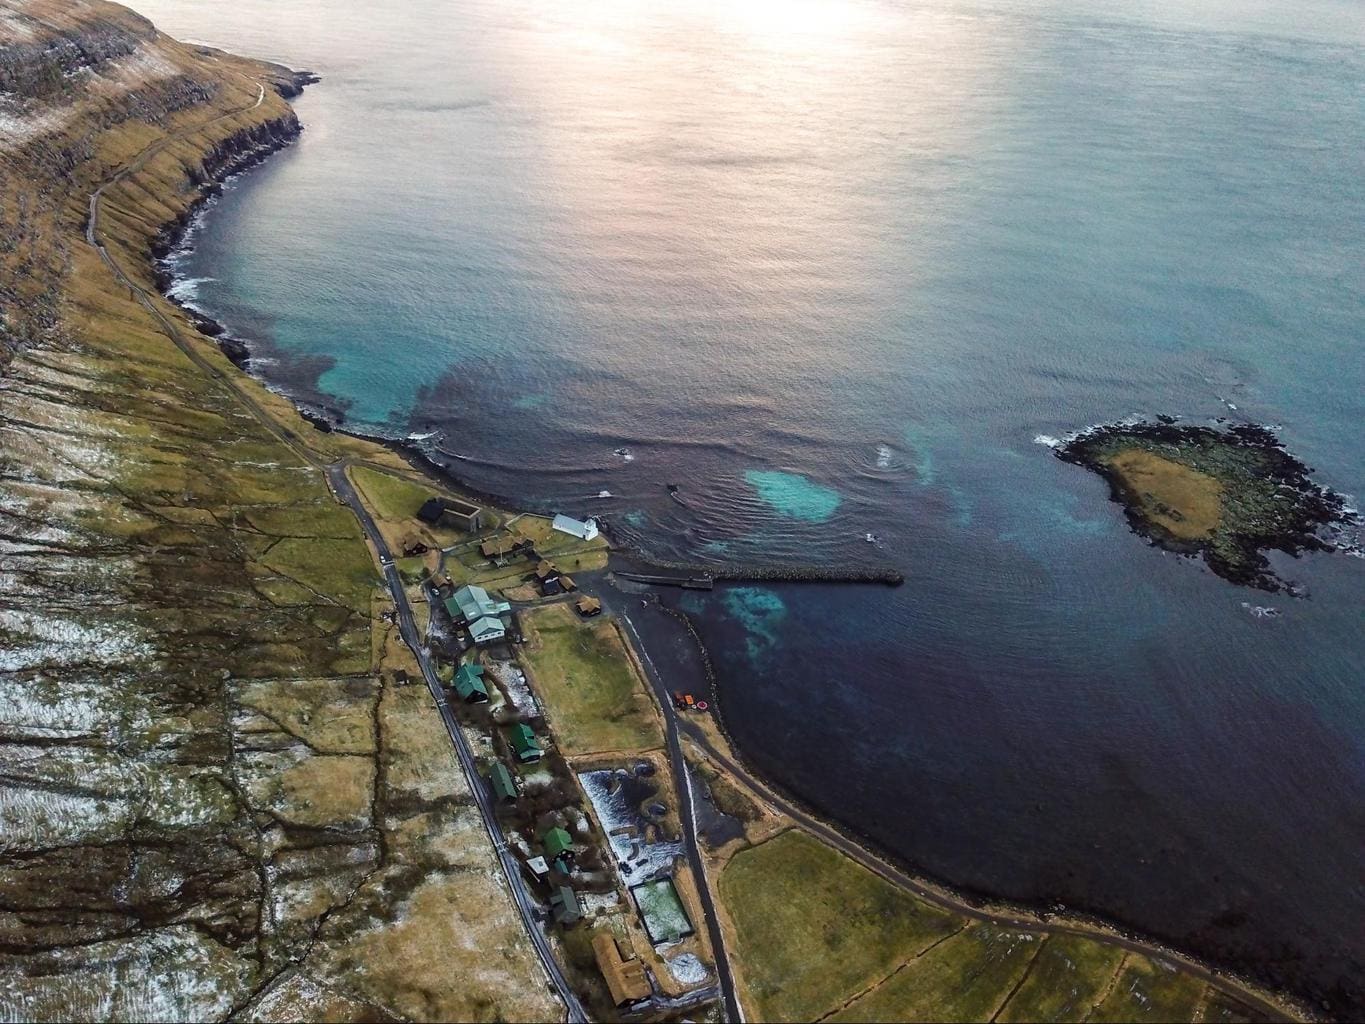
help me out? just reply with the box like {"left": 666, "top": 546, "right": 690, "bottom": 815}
{"left": 1054, "top": 420, "right": 1357, "bottom": 590}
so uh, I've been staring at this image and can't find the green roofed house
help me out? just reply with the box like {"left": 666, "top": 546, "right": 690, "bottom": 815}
{"left": 550, "top": 885, "right": 581, "bottom": 927}
{"left": 509, "top": 723, "right": 542, "bottom": 763}
{"left": 542, "top": 826, "right": 575, "bottom": 869}
{"left": 489, "top": 762, "right": 519, "bottom": 803}
{"left": 445, "top": 584, "right": 512, "bottom": 625}
{"left": 467, "top": 616, "right": 506, "bottom": 645}
{"left": 453, "top": 663, "right": 489, "bottom": 703}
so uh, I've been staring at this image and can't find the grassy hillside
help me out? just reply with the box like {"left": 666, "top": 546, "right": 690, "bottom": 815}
{"left": 0, "top": 3, "right": 556, "bottom": 1019}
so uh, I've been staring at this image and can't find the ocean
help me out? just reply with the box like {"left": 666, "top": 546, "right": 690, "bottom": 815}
{"left": 135, "top": 0, "right": 1364, "bottom": 1008}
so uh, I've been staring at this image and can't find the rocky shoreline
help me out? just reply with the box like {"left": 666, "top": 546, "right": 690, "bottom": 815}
{"left": 152, "top": 76, "right": 316, "bottom": 368}
{"left": 1054, "top": 419, "right": 1357, "bottom": 591}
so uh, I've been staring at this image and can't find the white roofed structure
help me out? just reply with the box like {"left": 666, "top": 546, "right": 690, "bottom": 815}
{"left": 552, "top": 514, "right": 599, "bottom": 541}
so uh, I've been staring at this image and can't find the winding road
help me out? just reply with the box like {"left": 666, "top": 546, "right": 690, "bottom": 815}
{"left": 87, "top": 69, "right": 1297, "bottom": 1024}
{"left": 617, "top": 613, "right": 744, "bottom": 1022}
{"left": 87, "top": 84, "right": 586, "bottom": 1024}
{"left": 328, "top": 467, "right": 589, "bottom": 1024}
{"left": 618, "top": 601, "right": 1297, "bottom": 1024}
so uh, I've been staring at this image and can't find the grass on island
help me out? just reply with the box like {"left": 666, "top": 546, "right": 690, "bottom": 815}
{"left": 509, "top": 515, "right": 610, "bottom": 569}
{"left": 518, "top": 603, "right": 663, "bottom": 755}
{"left": 1100, "top": 449, "right": 1224, "bottom": 540}
{"left": 718, "top": 828, "right": 1263, "bottom": 1024}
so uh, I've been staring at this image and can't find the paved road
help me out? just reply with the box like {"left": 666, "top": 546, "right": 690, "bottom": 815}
{"left": 626, "top": 611, "right": 1297, "bottom": 1024}
{"left": 328, "top": 467, "right": 588, "bottom": 1024}
{"left": 618, "top": 612, "right": 743, "bottom": 1022}
{"left": 86, "top": 91, "right": 586, "bottom": 1024}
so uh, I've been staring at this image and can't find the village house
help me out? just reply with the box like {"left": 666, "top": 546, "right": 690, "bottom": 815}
{"left": 534, "top": 560, "right": 563, "bottom": 596}
{"left": 549, "top": 885, "right": 581, "bottom": 927}
{"left": 592, "top": 932, "right": 651, "bottom": 1008}
{"left": 542, "top": 826, "right": 576, "bottom": 871}
{"left": 551, "top": 513, "right": 598, "bottom": 541}
{"left": 417, "top": 495, "right": 484, "bottom": 532}
{"left": 445, "top": 584, "right": 512, "bottom": 645}
{"left": 509, "top": 723, "right": 542, "bottom": 762}
{"left": 489, "top": 762, "right": 519, "bottom": 804}
{"left": 453, "top": 663, "right": 489, "bottom": 703}
{"left": 575, "top": 595, "right": 602, "bottom": 618}
{"left": 480, "top": 535, "right": 532, "bottom": 562}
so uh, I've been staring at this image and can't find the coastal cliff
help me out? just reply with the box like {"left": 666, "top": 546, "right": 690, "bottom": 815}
{"left": 0, "top": 3, "right": 555, "bottom": 1019}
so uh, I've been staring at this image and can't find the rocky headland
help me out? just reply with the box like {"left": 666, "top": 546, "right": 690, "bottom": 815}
{"left": 1053, "top": 420, "right": 1357, "bottom": 591}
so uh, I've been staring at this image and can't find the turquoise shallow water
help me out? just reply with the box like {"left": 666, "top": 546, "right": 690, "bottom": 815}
{"left": 140, "top": 0, "right": 1364, "bottom": 1007}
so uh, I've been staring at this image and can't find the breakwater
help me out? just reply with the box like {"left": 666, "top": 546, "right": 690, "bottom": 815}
{"left": 633, "top": 561, "right": 904, "bottom": 587}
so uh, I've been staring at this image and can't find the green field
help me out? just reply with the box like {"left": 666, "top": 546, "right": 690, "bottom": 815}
{"left": 994, "top": 933, "right": 1126, "bottom": 1022}
{"left": 719, "top": 829, "right": 959, "bottom": 1022}
{"left": 830, "top": 924, "right": 1039, "bottom": 1023}
{"left": 1089, "top": 954, "right": 1210, "bottom": 1023}
{"left": 350, "top": 465, "right": 433, "bottom": 521}
{"left": 719, "top": 829, "right": 1268, "bottom": 1024}
{"left": 519, "top": 603, "right": 663, "bottom": 754}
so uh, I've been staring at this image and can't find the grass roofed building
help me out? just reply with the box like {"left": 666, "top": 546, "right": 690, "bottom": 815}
{"left": 592, "top": 932, "right": 651, "bottom": 1008}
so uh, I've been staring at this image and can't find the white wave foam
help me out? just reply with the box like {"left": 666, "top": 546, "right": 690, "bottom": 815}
{"left": 1033, "top": 434, "right": 1062, "bottom": 449}
{"left": 166, "top": 276, "right": 213, "bottom": 303}
{"left": 407, "top": 431, "right": 439, "bottom": 441}
{"left": 875, "top": 443, "right": 893, "bottom": 468}
{"left": 613, "top": 446, "right": 634, "bottom": 461}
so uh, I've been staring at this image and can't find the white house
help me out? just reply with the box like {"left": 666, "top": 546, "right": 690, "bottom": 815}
{"left": 552, "top": 513, "right": 599, "bottom": 541}
{"left": 467, "top": 616, "right": 506, "bottom": 645}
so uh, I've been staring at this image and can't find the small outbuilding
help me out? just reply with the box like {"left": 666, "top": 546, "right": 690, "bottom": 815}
{"left": 592, "top": 932, "right": 651, "bottom": 1008}
{"left": 534, "top": 560, "right": 563, "bottom": 596}
{"left": 575, "top": 595, "right": 602, "bottom": 618}
{"left": 509, "top": 723, "right": 542, "bottom": 762}
{"left": 549, "top": 885, "right": 581, "bottom": 927}
{"left": 489, "top": 762, "right": 519, "bottom": 803}
{"left": 552, "top": 514, "right": 599, "bottom": 541}
{"left": 453, "top": 663, "right": 489, "bottom": 703}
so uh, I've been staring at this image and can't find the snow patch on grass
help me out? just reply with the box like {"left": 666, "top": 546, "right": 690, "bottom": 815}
{"left": 0, "top": 608, "right": 153, "bottom": 672}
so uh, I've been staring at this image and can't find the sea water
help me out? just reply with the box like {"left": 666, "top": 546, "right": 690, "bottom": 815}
{"left": 137, "top": 0, "right": 1365, "bottom": 1006}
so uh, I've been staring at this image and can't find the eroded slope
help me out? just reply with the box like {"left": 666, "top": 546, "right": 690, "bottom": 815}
{"left": 0, "top": 4, "right": 556, "bottom": 1019}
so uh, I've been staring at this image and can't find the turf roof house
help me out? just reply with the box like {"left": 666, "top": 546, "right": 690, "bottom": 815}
{"left": 445, "top": 584, "right": 512, "bottom": 645}
{"left": 592, "top": 932, "right": 650, "bottom": 1008}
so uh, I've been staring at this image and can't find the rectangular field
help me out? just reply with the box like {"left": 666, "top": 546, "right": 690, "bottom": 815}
{"left": 519, "top": 603, "right": 664, "bottom": 755}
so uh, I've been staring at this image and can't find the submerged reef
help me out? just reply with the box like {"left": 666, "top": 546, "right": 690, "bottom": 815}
{"left": 1054, "top": 420, "right": 1356, "bottom": 591}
